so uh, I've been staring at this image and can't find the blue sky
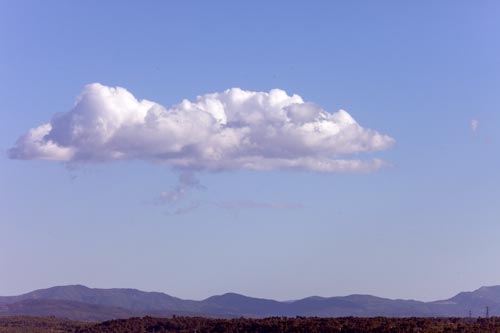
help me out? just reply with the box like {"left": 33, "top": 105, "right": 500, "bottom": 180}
{"left": 1, "top": 1, "right": 499, "bottom": 301}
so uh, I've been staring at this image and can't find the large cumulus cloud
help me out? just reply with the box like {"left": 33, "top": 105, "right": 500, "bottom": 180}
{"left": 9, "top": 83, "right": 394, "bottom": 172}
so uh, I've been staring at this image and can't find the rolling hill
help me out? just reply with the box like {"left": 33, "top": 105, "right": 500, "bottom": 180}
{"left": 0, "top": 285, "right": 499, "bottom": 321}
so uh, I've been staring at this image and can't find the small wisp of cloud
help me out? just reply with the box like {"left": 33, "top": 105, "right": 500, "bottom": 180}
{"left": 213, "top": 200, "right": 303, "bottom": 211}
{"left": 471, "top": 119, "right": 479, "bottom": 135}
{"left": 156, "top": 172, "right": 205, "bottom": 206}
{"left": 164, "top": 199, "right": 304, "bottom": 216}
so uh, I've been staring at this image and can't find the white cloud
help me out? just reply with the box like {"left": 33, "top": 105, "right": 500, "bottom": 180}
{"left": 9, "top": 83, "right": 394, "bottom": 172}
{"left": 471, "top": 119, "right": 479, "bottom": 134}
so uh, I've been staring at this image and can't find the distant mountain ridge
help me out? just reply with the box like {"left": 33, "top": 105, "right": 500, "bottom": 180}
{"left": 1, "top": 285, "right": 499, "bottom": 321}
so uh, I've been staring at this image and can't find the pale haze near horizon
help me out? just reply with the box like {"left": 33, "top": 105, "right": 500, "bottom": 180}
{"left": 1, "top": 1, "right": 500, "bottom": 302}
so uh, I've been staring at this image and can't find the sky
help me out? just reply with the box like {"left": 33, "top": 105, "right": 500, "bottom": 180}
{"left": 1, "top": 1, "right": 500, "bottom": 302}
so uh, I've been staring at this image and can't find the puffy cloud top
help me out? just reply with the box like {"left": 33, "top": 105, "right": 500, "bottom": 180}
{"left": 9, "top": 83, "right": 394, "bottom": 172}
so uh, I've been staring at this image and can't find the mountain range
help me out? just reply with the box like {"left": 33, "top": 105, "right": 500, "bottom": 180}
{"left": 1, "top": 285, "right": 499, "bottom": 321}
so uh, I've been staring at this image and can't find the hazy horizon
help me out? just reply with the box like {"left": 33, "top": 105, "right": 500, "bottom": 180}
{"left": 0, "top": 283, "right": 496, "bottom": 304}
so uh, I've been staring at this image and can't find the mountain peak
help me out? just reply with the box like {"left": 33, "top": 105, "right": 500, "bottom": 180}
{"left": 204, "top": 292, "right": 273, "bottom": 304}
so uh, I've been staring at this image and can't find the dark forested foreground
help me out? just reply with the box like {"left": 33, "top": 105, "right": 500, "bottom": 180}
{"left": 4, "top": 316, "right": 500, "bottom": 333}
{"left": 76, "top": 316, "right": 500, "bottom": 333}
